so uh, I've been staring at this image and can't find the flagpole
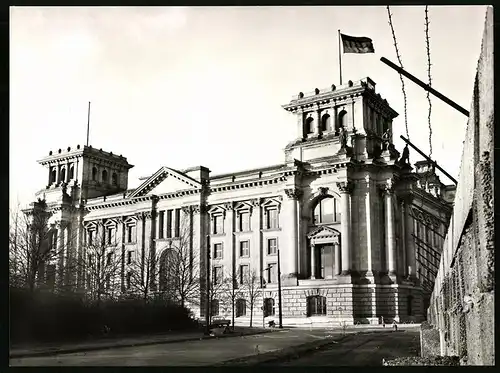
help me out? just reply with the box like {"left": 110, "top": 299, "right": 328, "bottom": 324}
{"left": 86, "top": 101, "right": 91, "bottom": 147}
{"left": 338, "top": 30, "right": 343, "bottom": 85}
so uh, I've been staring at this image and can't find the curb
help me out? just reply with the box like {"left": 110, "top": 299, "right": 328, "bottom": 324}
{"left": 10, "top": 329, "right": 275, "bottom": 359}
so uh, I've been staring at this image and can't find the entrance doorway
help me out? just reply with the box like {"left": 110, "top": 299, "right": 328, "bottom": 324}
{"left": 314, "top": 244, "right": 334, "bottom": 279}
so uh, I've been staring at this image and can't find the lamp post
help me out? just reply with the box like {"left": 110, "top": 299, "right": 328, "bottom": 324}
{"left": 277, "top": 249, "right": 283, "bottom": 329}
{"left": 204, "top": 234, "right": 211, "bottom": 336}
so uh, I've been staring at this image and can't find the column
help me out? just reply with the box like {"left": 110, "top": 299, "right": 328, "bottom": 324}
{"left": 251, "top": 199, "right": 262, "bottom": 280}
{"left": 284, "top": 188, "right": 301, "bottom": 279}
{"left": 405, "top": 198, "right": 416, "bottom": 280}
{"left": 310, "top": 243, "right": 316, "bottom": 279}
{"left": 75, "top": 214, "right": 83, "bottom": 289}
{"left": 47, "top": 167, "right": 52, "bottom": 186}
{"left": 337, "top": 181, "right": 353, "bottom": 275}
{"left": 296, "top": 108, "right": 304, "bottom": 139}
{"left": 312, "top": 104, "right": 320, "bottom": 136}
{"left": 66, "top": 161, "right": 71, "bottom": 183}
{"left": 56, "top": 222, "right": 65, "bottom": 287}
{"left": 55, "top": 163, "right": 61, "bottom": 185}
{"left": 64, "top": 224, "right": 72, "bottom": 286}
{"left": 333, "top": 105, "right": 339, "bottom": 133}
{"left": 384, "top": 180, "right": 397, "bottom": 276}
{"left": 334, "top": 242, "right": 341, "bottom": 275}
{"left": 400, "top": 200, "right": 407, "bottom": 278}
{"left": 365, "top": 176, "right": 374, "bottom": 276}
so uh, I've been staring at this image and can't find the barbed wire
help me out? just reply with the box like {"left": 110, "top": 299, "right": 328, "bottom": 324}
{"left": 425, "top": 6, "right": 433, "bottom": 158}
{"left": 386, "top": 6, "right": 409, "bottom": 140}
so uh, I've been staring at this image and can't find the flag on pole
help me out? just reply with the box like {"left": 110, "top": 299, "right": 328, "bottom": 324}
{"left": 341, "top": 33, "right": 375, "bottom": 54}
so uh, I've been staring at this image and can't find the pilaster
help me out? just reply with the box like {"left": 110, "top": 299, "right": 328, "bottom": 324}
{"left": 284, "top": 187, "right": 302, "bottom": 285}
{"left": 337, "top": 181, "right": 354, "bottom": 276}
{"left": 381, "top": 178, "right": 397, "bottom": 279}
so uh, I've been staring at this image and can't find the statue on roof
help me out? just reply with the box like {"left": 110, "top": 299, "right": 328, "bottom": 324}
{"left": 382, "top": 128, "right": 392, "bottom": 150}
{"left": 399, "top": 144, "right": 410, "bottom": 165}
{"left": 339, "top": 126, "right": 348, "bottom": 148}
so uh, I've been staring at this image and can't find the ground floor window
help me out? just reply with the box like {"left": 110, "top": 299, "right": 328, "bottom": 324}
{"left": 211, "top": 299, "right": 220, "bottom": 316}
{"left": 307, "top": 295, "right": 326, "bottom": 316}
{"left": 264, "top": 298, "right": 275, "bottom": 317}
{"left": 236, "top": 298, "right": 246, "bottom": 317}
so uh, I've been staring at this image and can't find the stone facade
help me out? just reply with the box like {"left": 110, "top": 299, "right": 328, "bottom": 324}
{"left": 24, "top": 77, "right": 454, "bottom": 325}
{"left": 425, "top": 7, "right": 494, "bottom": 365}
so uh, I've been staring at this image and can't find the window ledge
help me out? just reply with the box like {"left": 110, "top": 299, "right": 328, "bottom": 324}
{"left": 234, "top": 230, "right": 252, "bottom": 235}
{"left": 261, "top": 228, "right": 282, "bottom": 232}
{"left": 125, "top": 242, "right": 137, "bottom": 246}
{"left": 211, "top": 233, "right": 226, "bottom": 238}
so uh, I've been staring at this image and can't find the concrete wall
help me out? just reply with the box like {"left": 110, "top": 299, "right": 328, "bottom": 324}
{"left": 426, "top": 7, "right": 494, "bottom": 366}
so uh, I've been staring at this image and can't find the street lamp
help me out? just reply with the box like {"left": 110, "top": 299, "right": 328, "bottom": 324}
{"left": 204, "top": 234, "right": 211, "bottom": 336}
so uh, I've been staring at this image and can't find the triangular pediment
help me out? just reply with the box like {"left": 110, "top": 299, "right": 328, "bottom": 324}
{"left": 129, "top": 167, "right": 202, "bottom": 198}
{"left": 307, "top": 225, "right": 340, "bottom": 244}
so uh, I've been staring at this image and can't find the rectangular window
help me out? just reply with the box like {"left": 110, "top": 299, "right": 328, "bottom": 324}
{"left": 127, "top": 251, "right": 133, "bottom": 265}
{"left": 105, "top": 274, "right": 111, "bottom": 291}
{"left": 266, "top": 209, "right": 278, "bottom": 229}
{"left": 46, "top": 264, "right": 56, "bottom": 288}
{"left": 239, "top": 212, "right": 250, "bottom": 231}
{"left": 158, "top": 211, "right": 165, "bottom": 239}
{"left": 267, "top": 238, "right": 277, "bottom": 255}
{"left": 107, "top": 227, "right": 115, "bottom": 245}
{"left": 126, "top": 272, "right": 132, "bottom": 290}
{"left": 213, "top": 266, "right": 223, "bottom": 285}
{"left": 175, "top": 209, "right": 181, "bottom": 237}
{"left": 88, "top": 230, "right": 94, "bottom": 246}
{"left": 240, "top": 265, "right": 249, "bottom": 284}
{"left": 239, "top": 241, "right": 250, "bottom": 257}
{"left": 166, "top": 210, "right": 173, "bottom": 238}
{"left": 267, "top": 263, "right": 277, "bottom": 283}
{"left": 213, "top": 243, "right": 223, "bottom": 259}
{"left": 127, "top": 225, "right": 135, "bottom": 243}
{"left": 107, "top": 252, "right": 113, "bottom": 265}
{"left": 213, "top": 215, "right": 224, "bottom": 234}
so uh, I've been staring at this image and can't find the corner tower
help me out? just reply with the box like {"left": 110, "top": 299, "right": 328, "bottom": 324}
{"left": 282, "top": 77, "right": 399, "bottom": 163}
{"left": 36, "top": 145, "right": 134, "bottom": 204}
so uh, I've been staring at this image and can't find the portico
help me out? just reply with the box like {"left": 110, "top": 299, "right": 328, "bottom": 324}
{"left": 307, "top": 226, "right": 341, "bottom": 279}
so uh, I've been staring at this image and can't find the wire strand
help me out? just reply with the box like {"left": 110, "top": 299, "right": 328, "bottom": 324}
{"left": 425, "top": 6, "right": 433, "bottom": 158}
{"left": 387, "top": 6, "right": 409, "bottom": 140}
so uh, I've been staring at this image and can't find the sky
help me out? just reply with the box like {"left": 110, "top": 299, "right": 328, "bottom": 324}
{"left": 10, "top": 6, "right": 488, "bottom": 211}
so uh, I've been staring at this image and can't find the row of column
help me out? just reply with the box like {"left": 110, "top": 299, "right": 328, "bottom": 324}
{"left": 306, "top": 178, "right": 416, "bottom": 279}
{"left": 48, "top": 161, "right": 76, "bottom": 186}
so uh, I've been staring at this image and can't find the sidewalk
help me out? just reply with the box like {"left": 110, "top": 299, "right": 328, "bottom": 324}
{"left": 10, "top": 326, "right": 274, "bottom": 359}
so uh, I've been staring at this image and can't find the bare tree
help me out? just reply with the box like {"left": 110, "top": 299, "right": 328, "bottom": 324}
{"left": 243, "top": 269, "right": 262, "bottom": 328}
{"left": 76, "top": 227, "right": 122, "bottom": 305}
{"left": 8, "top": 200, "right": 71, "bottom": 293}
{"left": 222, "top": 268, "right": 245, "bottom": 330}
{"left": 127, "top": 247, "right": 162, "bottom": 303}
{"left": 158, "top": 212, "right": 202, "bottom": 308}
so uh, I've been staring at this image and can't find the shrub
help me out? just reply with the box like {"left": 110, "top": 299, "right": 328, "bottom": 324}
{"left": 10, "top": 287, "right": 196, "bottom": 344}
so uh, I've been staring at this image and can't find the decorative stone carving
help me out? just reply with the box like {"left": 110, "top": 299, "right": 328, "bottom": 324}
{"left": 337, "top": 181, "right": 354, "bottom": 194}
{"left": 285, "top": 188, "right": 303, "bottom": 200}
{"left": 181, "top": 205, "right": 192, "bottom": 215}
{"left": 251, "top": 198, "right": 261, "bottom": 208}
{"left": 382, "top": 177, "right": 396, "bottom": 194}
{"left": 223, "top": 202, "right": 234, "bottom": 211}
{"left": 398, "top": 144, "right": 410, "bottom": 165}
{"left": 143, "top": 211, "right": 153, "bottom": 220}
{"left": 318, "top": 187, "right": 329, "bottom": 196}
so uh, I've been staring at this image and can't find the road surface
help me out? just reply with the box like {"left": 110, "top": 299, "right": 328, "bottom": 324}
{"left": 267, "top": 330, "right": 420, "bottom": 366}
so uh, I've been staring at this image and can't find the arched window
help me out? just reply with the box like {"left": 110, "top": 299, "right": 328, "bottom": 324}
{"left": 69, "top": 164, "right": 74, "bottom": 180}
{"left": 112, "top": 172, "right": 118, "bottom": 186}
{"left": 336, "top": 110, "right": 347, "bottom": 133}
{"left": 264, "top": 298, "right": 275, "bottom": 317}
{"left": 102, "top": 170, "right": 108, "bottom": 183}
{"left": 60, "top": 168, "right": 66, "bottom": 183}
{"left": 236, "top": 298, "right": 246, "bottom": 317}
{"left": 307, "top": 295, "right": 326, "bottom": 316}
{"left": 92, "top": 167, "right": 98, "bottom": 181}
{"left": 211, "top": 299, "right": 220, "bottom": 316}
{"left": 50, "top": 168, "right": 57, "bottom": 184}
{"left": 313, "top": 197, "right": 339, "bottom": 224}
{"left": 321, "top": 114, "right": 331, "bottom": 132}
{"left": 159, "top": 249, "right": 179, "bottom": 297}
{"left": 305, "top": 117, "right": 314, "bottom": 134}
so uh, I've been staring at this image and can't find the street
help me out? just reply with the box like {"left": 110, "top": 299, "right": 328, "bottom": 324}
{"left": 269, "top": 330, "right": 420, "bottom": 366}
{"left": 10, "top": 327, "right": 420, "bottom": 366}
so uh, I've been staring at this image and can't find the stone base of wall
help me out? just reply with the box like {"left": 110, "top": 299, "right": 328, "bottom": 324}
{"left": 193, "top": 283, "right": 426, "bottom": 326}
{"left": 420, "top": 321, "right": 441, "bottom": 357}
